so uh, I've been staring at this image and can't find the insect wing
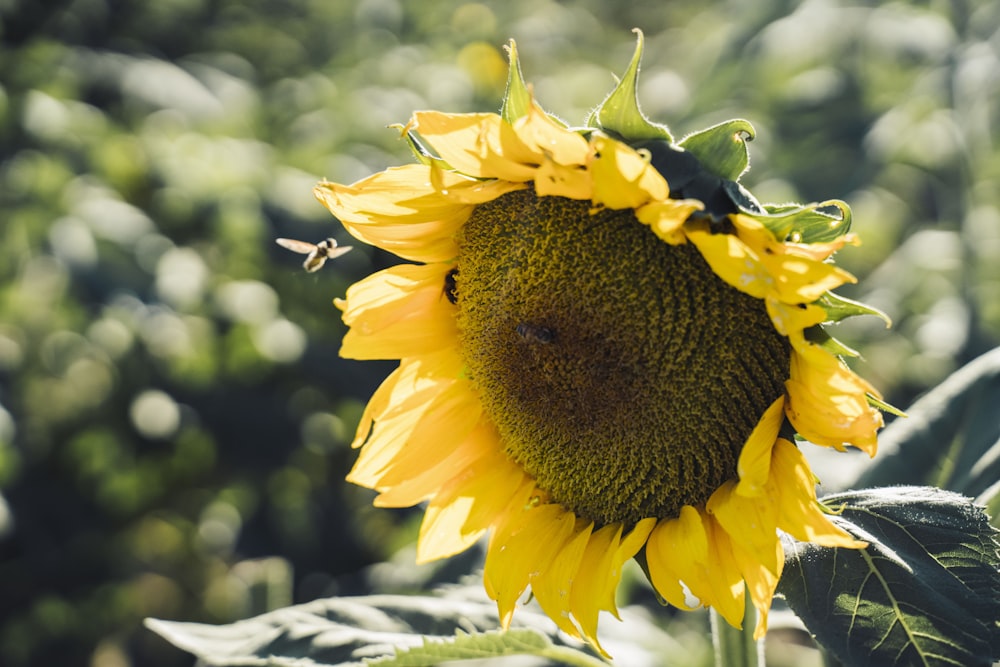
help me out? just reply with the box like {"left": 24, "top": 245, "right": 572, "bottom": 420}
{"left": 276, "top": 238, "right": 318, "bottom": 254}
{"left": 324, "top": 245, "right": 353, "bottom": 259}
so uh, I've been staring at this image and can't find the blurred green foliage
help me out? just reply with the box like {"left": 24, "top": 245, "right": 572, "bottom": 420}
{"left": 1, "top": 0, "right": 998, "bottom": 666}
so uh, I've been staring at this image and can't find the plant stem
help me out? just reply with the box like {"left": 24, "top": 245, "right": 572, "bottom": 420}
{"left": 711, "top": 604, "right": 763, "bottom": 667}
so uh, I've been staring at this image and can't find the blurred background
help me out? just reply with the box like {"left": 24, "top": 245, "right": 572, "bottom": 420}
{"left": 1, "top": 0, "right": 999, "bottom": 665}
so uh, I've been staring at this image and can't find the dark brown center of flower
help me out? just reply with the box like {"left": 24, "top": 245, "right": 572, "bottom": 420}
{"left": 454, "top": 189, "right": 790, "bottom": 527}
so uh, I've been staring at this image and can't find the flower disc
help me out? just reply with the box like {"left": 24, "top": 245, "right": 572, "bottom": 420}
{"left": 456, "top": 190, "right": 791, "bottom": 526}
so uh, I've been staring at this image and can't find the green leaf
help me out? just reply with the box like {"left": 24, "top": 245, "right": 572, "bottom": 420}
{"left": 745, "top": 200, "right": 852, "bottom": 243}
{"left": 817, "top": 291, "right": 892, "bottom": 327}
{"left": 853, "top": 347, "right": 1000, "bottom": 496}
{"left": 369, "top": 628, "right": 609, "bottom": 667}
{"left": 678, "top": 119, "right": 755, "bottom": 182}
{"left": 588, "top": 29, "right": 673, "bottom": 142}
{"left": 501, "top": 40, "right": 531, "bottom": 124}
{"left": 145, "top": 593, "right": 606, "bottom": 667}
{"left": 778, "top": 486, "right": 1000, "bottom": 667}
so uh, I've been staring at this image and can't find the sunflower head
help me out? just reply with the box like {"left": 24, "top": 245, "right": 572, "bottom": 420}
{"left": 315, "top": 30, "right": 891, "bottom": 654}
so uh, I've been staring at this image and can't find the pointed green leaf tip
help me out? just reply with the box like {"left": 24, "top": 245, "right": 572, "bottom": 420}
{"left": 743, "top": 200, "right": 853, "bottom": 243}
{"left": 817, "top": 291, "right": 892, "bottom": 327}
{"left": 589, "top": 29, "right": 673, "bottom": 142}
{"left": 392, "top": 123, "right": 450, "bottom": 169}
{"left": 678, "top": 119, "right": 755, "bottom": 182}
{"left": 501, "top": 40, "right": 531, "bottom": 124}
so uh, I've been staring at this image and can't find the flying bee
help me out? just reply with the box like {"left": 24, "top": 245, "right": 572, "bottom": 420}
{"left": 275, "top": 237, "right": 352, "bottom": 272}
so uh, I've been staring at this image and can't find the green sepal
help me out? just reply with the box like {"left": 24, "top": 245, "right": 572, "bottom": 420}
{"left": 805, "top": 325, "right": 861, "bottom": 358}
{"left": 678, "top": 119, "right": 755, "bottom": 182}
{"left": 587, "top": 29, "right": 673, "bottom": 142}
{"left": 867, "top": 393, "right": 907, "bottom": 418}
{"left": 818, "top": 291, "right": 892, "bottom": 327}
{"left": 742, "top": 200, "right": 852, "bottom": 243}
{"left": 723, "top": 179, "right": 766, "bottom": 214}
{"left": 501, "top": 40, "right": 531, "bottom": 125}
{"left": 392, "top": 123, "right": 452, "bottom": 170}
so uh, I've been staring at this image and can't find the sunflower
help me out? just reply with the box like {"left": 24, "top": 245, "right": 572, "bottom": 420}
{"left": 315, "top": 32, "right": 890, "bottom": 654}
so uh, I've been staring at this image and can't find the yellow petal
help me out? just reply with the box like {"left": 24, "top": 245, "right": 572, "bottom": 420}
{"left": 735, "top": 395, "right": 785, "bottom": 497}
{"left": 647, "top": 507, "right": 746, "bottom": 628}
{"left": 339, "top": 263, "right": 459, "bottom": 360}
{"left": 371, "top": 380, "right": 482, "bottom": 488}
{"left": 567, "top": 523, "right": 621, "bottom": 653}
{"left": 418, "top": 497, "right": 487, "bottom": 562}
{"left": 700, "top": 515, "right": 748, "bottom": 629}
{"left": 765, "top": 295, "right": 827, "bottom": 337}
{"left": 728, "top": 214, "right": 778, "bottom": 253}
{"left": 427, "top": 161, "right": 529, "bottom": 204}
{"left": 760, "top": 252, "right": 857, "bottom": 304}
{"left": 707, "top": 481, "right": 780, "bottom": 576}
{"left": 589, "top": 134, "right": 668, "bottom": 209}
{"left": 533, "top": 160, "right": 592, "bottom": 200}
{"left": 513, "top": 101, "right": 591, "bottom": 167}
{"left": 686, "top": 223, "right": 772, "bottom": 299}
{"left": 636, "top": 199, "right": 703, "bottom": 245}
{"left": 769, "top": 438, "right": 867, "bottom": 548}
{"left": 730, "top": 537, "right": 783, "bottom": 639}
{"left": 417, "top": 452, "right": 535, "bottom": 562}
{"left": 410, "top": 112, "right": 516, "bottom": 177}
{"left": 645, "top": 506, "right": 709, "bottom": 612}
{"left": 348, "top": 377, "right": 481, "bottom": 488}
{"left": 785, "top": 342, "right": 883, "bottom": 456}
{"left": 314, "top": 165, "right": 467, "bottom": 262}
{"left": 484, "top": 503, "right": 576, "bottom": 628}
{"left": 349, "top": 362, "right": 402, "bottom": 449}
{"left": 411, "top": 111, "right": 540, "bottom": 182}
{"left": 557, "top": 517, "right": 655, "bottom": 657}
{"left": 531, "top": 520, "right": 594, "bottom": 638}
{"left": 348, "top": 351, "right": 462, "bottom": 449}
{"left": 602, "top": 518, "right": 656, "bottom": 619}
{"left": 727, "top": 214, "right": 858, "bottom": 303}
{"left": 783, "top": 233, "right": 861, "bottom": 262}
{"left": 372, "top": 418, "right": 485, "bottom": 507}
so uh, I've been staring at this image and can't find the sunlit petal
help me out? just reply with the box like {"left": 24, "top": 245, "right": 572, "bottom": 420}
{"left": 315, "top": 165, "right": 468, "bottom": 262}
{"left": 337, "top": 263, "right": 459, "bottom": 359}
{"left": 770, "top": 438, "right": 866, "bottom": 548}
{"left": 589, "top": 134, "right": 668, "bottom": 209}
{"left": 735, "top": 395, "right": 785, "bottom": 497}
{"left": 686, "top": 223, "right": 772, "bottom": 299}
{"left": 484, "top": 503, "right": 576, "bottom": 628}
